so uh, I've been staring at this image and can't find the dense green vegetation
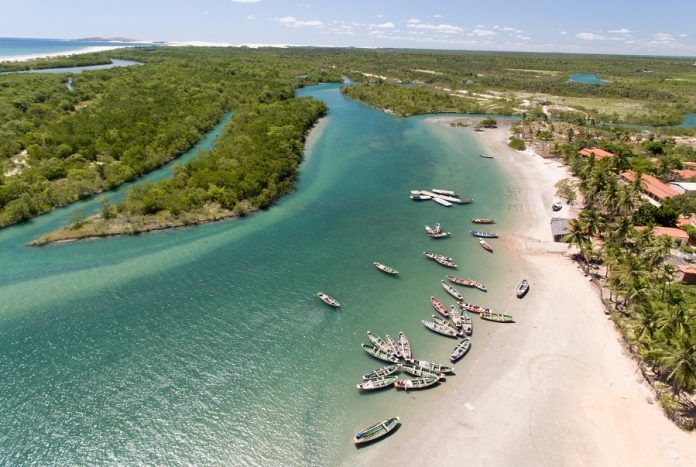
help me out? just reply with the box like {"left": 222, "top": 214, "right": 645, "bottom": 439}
{"left": 556, "top": 144, "right": 695, "bottom": 428}
{"left": 342, "top": 83, "right": 513, "bottom": 116}
{"left": 0, "top": 46, "right": 341, "bottom": 228}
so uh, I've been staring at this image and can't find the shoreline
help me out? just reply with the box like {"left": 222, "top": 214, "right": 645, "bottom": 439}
{"left": 0, "top": 45, "right": 127, "bottom": 63}
{"left": 354, "top": 122, "right": 695, "bottom": 465}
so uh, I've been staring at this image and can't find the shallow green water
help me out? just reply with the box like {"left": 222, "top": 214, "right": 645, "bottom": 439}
{"left": 0, "top": 84, "right": 522, "bottom": 465}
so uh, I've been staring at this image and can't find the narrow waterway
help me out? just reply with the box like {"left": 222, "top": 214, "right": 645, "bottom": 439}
{"left": 0, "top": 84, "right": 522, "bottom": 465}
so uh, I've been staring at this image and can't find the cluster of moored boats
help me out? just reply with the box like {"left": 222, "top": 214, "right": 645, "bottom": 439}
{"left": 410, "top": 188, "right": 472, "bottom": 207}
{"left": 343, "top": 183, "right": 533, "bottom": 446}
{"left": 358, "top": 330, "right": 455, "bottom": 392}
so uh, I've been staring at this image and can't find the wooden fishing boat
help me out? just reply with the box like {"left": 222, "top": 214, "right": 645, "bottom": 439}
{"left": 384, "top": 334, "right": 401, "bottom": 358}
{"left": 423, "top": 252, "right": 457, "bottom": 268}
{"left": 450, "top": 338, "right": 472, "bottom": 363}
{"left": 421, "top": 320, "right": 458, "bottom": 338}
{"left": 401, "top": 363, "right": 440, "bottom": 378}
{"left": 317, "top": 292, "right": 340, "bottom": 307}
{"left": 429, "top": 231, "right": 451, "bottom": 239}
{"left": 480, "top": 312, "right": 514, "bottom": 323}
{"left": 398, "top": 332, "right": 412, "bottom": 363}
{"left": 433, "top": 223, "right": 442, "bottom": 234}
{"left": 373, "top": 262, "right": 399, "bottom": 275}
{"left": 423, "top": 252, "right": 453, "bottom": 262}
{"left": 471, "top": 218, "right": 496, "bottom": 224}
{"left": 479, "top": 154, "right": 495, "bottom": 159}
{"left": 461, "top": 309, "right": 472, "bottom": 325}
{"left": 432, "top": 315, "right": 464, "bottom": 337}
{"left": 362, "top": 344, "right": 399, "bottom": 363}
{"left": 433, "top": 197, "right": 453, "bottom": 207}
{"left": 362, "top": 364, "right": 402, "bottom": 381}
{"left": 449, "top": 305, "right": 462, "bottom": 329}
{"left": 446, "top": 275, "right": 487, "bottom": 292}
{"left": 410, "top": 194, "right": 432, "bottom": 201}
{"left": 516, "top": 279, "right": 530, "bottom": 298}
{"left": 462, "top": 322, "right": 473, "bottom": 336}
{"left": 434, "top": 194, "right": 467, "bottom": 204}
{"left": 430, "top": 296, "right": 449, "bottom": 317}
{"left": 356, "top": 376, "right": 398, "bottom": 391}
{"left": 470, "top": 230, "right": 498, "bottom": 238}
{"left": 411, "top": 358, "right": 454, "bottom": 375}
{"left": 478, "top": 239, "right": 493, "bottom": 253}
{"left": 441, "top": 280, "right": 463, "bottom": 301}
{"left": 432, "top": 189, "right": 458, "bottom": 197}
{"left": 367, "top": 331, "right": 393, "bottom": 355}
{"left": 394, "top": 376, "right": 440, "bottom": 390}
{"left": 425, "top": 224, "right": 435, "bottom": 235}
{"left": 353, "top": 417, "right": 401, "bottom": 445}
{"left": 460, "top": 302, "right": 492, "bottom": 314}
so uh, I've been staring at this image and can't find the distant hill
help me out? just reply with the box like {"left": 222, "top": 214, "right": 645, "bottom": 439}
{"left": 75, "top": 37, "right": 140, "bottom": 43}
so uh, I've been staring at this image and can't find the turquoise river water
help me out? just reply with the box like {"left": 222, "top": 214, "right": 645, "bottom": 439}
{"left": 0, "top": 84, "right": 524, "bottom": 465}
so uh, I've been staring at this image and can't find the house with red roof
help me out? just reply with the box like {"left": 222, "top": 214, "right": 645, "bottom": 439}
{"left": 578, "top": 147, "right": 614, "bottom": 160}
{"left": 620, "top": 171, "right": 680, "bottom": 206}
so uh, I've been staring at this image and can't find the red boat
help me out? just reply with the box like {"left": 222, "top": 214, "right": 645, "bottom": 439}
{"left": 479, "top": 239, "right": 493, "bottom": 253}
{"left": 460, "top": 302, "right": 492, "bottom": 314}
{"left": 446, "top": 275, "right": 487, "bottom": 292}
{"left": 430, "top": 296, "right": 449, "bottom": 317}
{"left": 471, "top": 218, "right": 496, "bottom": 224}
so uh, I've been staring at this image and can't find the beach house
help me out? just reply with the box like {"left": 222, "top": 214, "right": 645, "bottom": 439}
{"left": 578, "top": 147, "right": 614, "bottom": 160}
{"left": 620, "top": 171, "right": 680, "bottom": 206}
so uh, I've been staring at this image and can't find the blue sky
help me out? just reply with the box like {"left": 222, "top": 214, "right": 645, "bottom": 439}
{"left": 2, "top": 0, "right": 695, "bottom": 56}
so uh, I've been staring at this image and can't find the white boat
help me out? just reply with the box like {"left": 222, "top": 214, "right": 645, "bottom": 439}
{"left": 432, "top": 189, "right": 458, "bottom": 197}
{"left": 410, "top": 194, "right": 432, "bottom": 201}
{"left": 433, "top": 223, "right": 442, "bottom": 234}
{"left": 441, "top": 280, "right": 463, "bottom": 301}
{"left": 433, "top": 197, "right": 453, "bottom": 207}
{"left": 317, "top": 292, "right": 340, "bottom": 307}
{"left": 425, "top": 224, "right": 435, "bottom": 235}
{"left": 434, "top": 194, "right": 466, "bottom": 204}
{"left": 398, "top": 332, "right": 413, "bottom": 363}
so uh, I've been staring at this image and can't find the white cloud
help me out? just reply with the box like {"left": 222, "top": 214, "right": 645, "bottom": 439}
{"left": 609, "top": 28, "right": 631, "bottom": 35}
{"left": 374, "top": 22, "right": 395, "bottom": 29}
{"left": 230, "top": 0, "right": 261, "bottom": 3}
{"left": 433, "top": 14, "right": 443, "bottom": 18}
{"left": 407, "top": 20, "right": 464, "bottom": 34}
{"left": 560, "top": 31, "right": 568, "bottom": 35}
{"left": 246, "top": 15, "right": 256, "bottom": 19}
{"left": 576, "top": 32, "right": 604, "bottom": 41}
{"left": 468, "top": 28, "right": 497, "bottom": 37}
{"left": 376, "top": 14, "right": 384, "bottom": 18}
{"left": 677, "top": 33, "right": 688, "bottom": 38}
{"left": 276, "top": 16, "right": 323, "bottom": 27}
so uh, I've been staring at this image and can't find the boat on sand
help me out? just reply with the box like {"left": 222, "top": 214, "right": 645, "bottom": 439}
{"left": 450, "top": 338, "right": 472, "bottom": 362}
{"left": 394, "top": 376, "right": 440, "bottom": 390}
{"left": 401, "top": 363, "right": 440, "bottom": 378}
{"left": 516, "top": 279, "right": 530, "bottom": 298}
{"left": 421, "top": 320, "right": 458, "bottom": 338}
{"left": 353, "top": 417, "right": 401, "bottom": 445}
{"left": 480, "top": 312, "right": 514, "bottom": 323}
{"left": 460, "top": 302, "right": 492, "bottom": 314}
{"left": 411, "top": 358, "right": 454, "bottom": 375}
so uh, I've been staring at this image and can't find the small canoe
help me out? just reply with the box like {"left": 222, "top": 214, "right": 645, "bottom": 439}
{"left": 430, "top": 296, "right": 449, "bottom": 317}
{"left": 394, "top": 376, "right": 440, "bottom": 390}
{"left": 450, "top": 338, "right": 472, "bottom": 363}
{"left": 421, "top": 320, "right": 459, "bottom": 338}
{"left": 373, "top": 262, "right": 399, "bottom": 275}
{"left": 317, "top": 292, "right": 340, "bottom": 307}
{"left": 362, "top": 344, "right": 399, "bottom": 363}
{"left": 432, "top": 189, "right": 458, "bottom": 197}
{"left": 480, "top": 312, "right": 514, "bottom": 323}
{"left": 425, "top": 224, "right": 435, "bottom": 235}
{"left": 410, "top": 194, "right": 432, "bottom": 201}
{"left": 471, "top": 218, "right": 496, "bottom": 224}
{"left": 434, "top": 194, "right": 466, "bottom": 204}
{"left": 449, "top": 305, "right": 462, "bottom": 329}
{"left": 478, "top": 239, "right": 493, "bottom": 253}
{"left": 411, "top": 358, "right": 454, "bottom": 375}
{"left": 480, "top": 154, "right": 495, "bottom": 159}
{"left": 423, "top": 252, "right": 453, "bottom": 262}
{"left": 470, "top": 230, "right": 498, "bottom": 238}
{"left": 398, "top": 332, "right": 412, "bottom": 363}
{"left": 401, "top": 363, "right": 440, "bottom": 378}
{"left": 434, "top": 256, "right": 458, "bottom": 268}
{"left": 516, "top": 279, "right": 530, "bottom": 298}
{"left": 356, "top": 376, "right": 398, "bottom": 391}
{"left": 460, "top": 302, "right": 492, "bottom": 314}
{"left": 441, "top": 280, "right": 463, "bottom": 301}
{"left": 367, "top": 331, "right": 393, "bottom": 355}
{"left": 385, "top": 334, "right": 401, "bottom": 359}
{"left": 353, "top": 417, "right": 401, "bottom": 445}
{"left": 433, "top": 197, "right": 453, "bottom": 207}
{"left": 461, "top": 309, "right": 472, "bottom": 325}
{"left": 433, "top": 223, "right": 442, "bottom": 234}
{"left": 446, "top": 275, "right": 487, "bottom": 292}
{"left": 362, "top": 364, "right": 402, "bottom": 381}
{"left": 429, "top": 231, "right": 451, "bottom": 239}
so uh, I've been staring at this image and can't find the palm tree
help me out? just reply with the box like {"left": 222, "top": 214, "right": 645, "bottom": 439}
{"left": 562, "top": 219, "right": 592, "bottom": 273}
{"left": 650, "top": 334, "right": 696, "bottom": 395}
{"left": 607, "top": 216, "right": 634, "bottom": 248}
{"left": 616, "top": 185, "right": 639, "bottom": 216}
{"left": 578, "top": 209, "right": 605, "bottom": 238}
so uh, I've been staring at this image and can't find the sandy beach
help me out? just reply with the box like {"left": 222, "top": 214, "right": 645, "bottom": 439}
{"left": 0, "top": 45, "right": 126, "bottom": 63}
{"left": 350, "top": 121, "right": 696, "bottom": 466}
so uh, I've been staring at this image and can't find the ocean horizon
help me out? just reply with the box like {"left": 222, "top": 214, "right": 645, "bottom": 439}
{"left": 0, "top": 37, "right": 143, "bottom": 61}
